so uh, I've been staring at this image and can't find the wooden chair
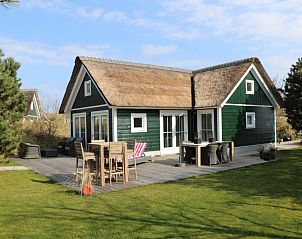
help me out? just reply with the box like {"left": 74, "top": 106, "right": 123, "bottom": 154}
{"left": 74, "top": 142, "right": 96, "bottom": 194}
{"left": 107, "top": 142, "right": 125, "bottom": 186}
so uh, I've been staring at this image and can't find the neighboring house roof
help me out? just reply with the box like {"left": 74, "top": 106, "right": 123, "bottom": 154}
{"left": 59, "top": 56, "right": 283, "bottom": 113}
{"left": 21, "top": 89, "right": 42, "bottom": 117}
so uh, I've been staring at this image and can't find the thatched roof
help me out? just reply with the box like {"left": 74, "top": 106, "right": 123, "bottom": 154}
{"left": 59, "top": 56, "right": 283, "bottom": 113}
{"left": 60, "top": 57, "right": 192, "bottom": 112}
{"left": 21, "top": 89, "right": 42, "bottom": 116}
{"left": 193, "top": 57, "right": 283, "bottom": 108}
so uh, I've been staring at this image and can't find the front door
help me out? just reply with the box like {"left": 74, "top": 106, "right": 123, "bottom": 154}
{"left": 160, "top": 111, "right": 187, "bottom": 155}
{"left": 73, "top": 113, "right": 86, "bottom": 146}
{"left": 91, "top": 111, "right": 109, "bottom": 142}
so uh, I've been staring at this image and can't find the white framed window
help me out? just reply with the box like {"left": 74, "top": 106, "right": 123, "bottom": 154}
{"left": 246, "top": 112, "right": 256, "bottom": 129}
{"left": 84, "top": 80, "right": 91, "bottom": 97}
{"left": 131, "top": 113, "right": 147, "bottom": 133}
{"left": 246, "top": 80, "right": 254, "bottom": 94}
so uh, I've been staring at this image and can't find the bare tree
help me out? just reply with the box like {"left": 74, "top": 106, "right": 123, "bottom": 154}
{"left": 0, "top": 0, "right": 19, "bottom": 8}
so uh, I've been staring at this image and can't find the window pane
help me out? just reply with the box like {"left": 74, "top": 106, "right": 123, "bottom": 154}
{"left": 247, "top": 83, "right": 252, "bottom": 91}
{"left": 202, "top": 114, "right": 206, "bottom": 130}
{"left": 206, "top": 114, "right": 212, "bottom": 129}
{"left": 247, "top": 115, "right": 252, "bottom": 125}
{"left": 176, "top": 116, "right": 179, "bottom": 131}
{"left": 163, "top": 116, "right": 167, "bottom": 132}
{"left": 134, "top": 118, "right": 142, "bottom": 128}
{"left": 93, "top": 116, "right": 99, "bottom": 140}
{"left": 168, "top": 116, "right": 172, "bottom": 131}
{"left": 75, "top": 118, "right": 79, "bottom": 137}
{"left": 101, "top": 115, "right": 108, "bottom": 141}
{"left": 80, "top": 116, "right": 85, "bottom": 141}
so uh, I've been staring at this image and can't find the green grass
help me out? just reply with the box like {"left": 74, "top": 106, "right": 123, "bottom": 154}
{"left": 0, "top": 148, "right": 302, "bottom": 239}
{"left": 0, "top": 158, "right": 20, "bottom": 166}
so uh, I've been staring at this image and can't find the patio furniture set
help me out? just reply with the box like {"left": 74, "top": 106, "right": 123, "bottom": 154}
{"left": 73, "top": 140, "right": 148, "bottom": 195}
{"left": 179, "top": 141, "right": 234, "bottom": 167}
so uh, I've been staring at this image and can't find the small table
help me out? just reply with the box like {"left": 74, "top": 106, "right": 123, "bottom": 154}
{"left": 41, "top": 148, "right": 58, "bottom": 157}
{"left": 88, "top": 142, "right": 128, "bottom": 187}
{"left": 179, "top": 142, "right": 209, "bottom": 167}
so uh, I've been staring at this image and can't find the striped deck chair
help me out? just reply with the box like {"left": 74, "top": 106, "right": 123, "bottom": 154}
{"left": 128, "top": 142, "right": 147, "bottom": 179}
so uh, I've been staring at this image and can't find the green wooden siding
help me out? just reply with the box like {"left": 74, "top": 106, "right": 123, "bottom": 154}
{"left": 222, "top": 105, "right": 275, "bottom": 146}
{"left": 72, "top": 73, "right": 106, "bottom": 109}
{"left": 117, "top": 109, "right": 160, "bottom": 152}
{"left": 227, "top": 72, "right": 272, "bottom": 105}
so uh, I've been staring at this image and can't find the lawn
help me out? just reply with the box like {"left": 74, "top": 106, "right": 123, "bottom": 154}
{"left": 0, "top": 158, "right": 20, "bottom": 166}
{"left": 0, "top": 148, "right": 301, "bottom": 239}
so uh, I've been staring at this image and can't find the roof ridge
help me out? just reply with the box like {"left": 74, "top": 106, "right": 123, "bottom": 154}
{"left": 193, "top": 57, "right": 257, "bottom": 74}
{"left": 21, "top": 88, "right": 38, "bottom": 92}
{"left": 78, "top": 56, "right": 192, "bottom": 73}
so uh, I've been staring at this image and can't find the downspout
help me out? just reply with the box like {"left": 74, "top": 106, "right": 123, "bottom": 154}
{"left": 191, "top": 75, "right": 196, "bottom": 142}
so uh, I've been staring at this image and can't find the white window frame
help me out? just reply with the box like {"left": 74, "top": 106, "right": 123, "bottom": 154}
{"left": 72, "top": 113, "right": 87, "bottom": 146}
{"left": 246, "top": 80, "right": 254, "bottom": 95}
{"left": 197, "top": 109, "right": 215, "bottom": 142}
{"left": 131, "top": 113, "right": 147, "bottom": 133}
{"left": 246, "top": 112, "right": 256, "bottom": 129}
{"left": 91, "top": 111, "right": 109, "bottom": 141}
{"left": 84, "top": 80, "right": 91, "bottom": 97}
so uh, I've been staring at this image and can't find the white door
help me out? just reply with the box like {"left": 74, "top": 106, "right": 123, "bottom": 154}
{"left": 197, "top": 109, "right": 215, "bottom": 141}
{"left": 73, "top": 113, "right": 86, "bottom": 146}
{"left": 160, "top": 111, "right": 187, "bottom": 155}
{"left": 91, "top": 111, "right": 109, "bottom": 142}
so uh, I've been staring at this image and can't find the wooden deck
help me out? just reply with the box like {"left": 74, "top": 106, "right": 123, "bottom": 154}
{"left": 14, "top": 154, "right": 269, "bottom": 194}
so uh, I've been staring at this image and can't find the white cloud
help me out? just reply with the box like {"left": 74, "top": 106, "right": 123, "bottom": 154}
{"left": 141, "top": 44, "right": 176, "bottom": 56}
{"left": 75, "top": 8, "right": 103, "bottom": 19}
{"left": 103, "top": 11, "right": 127, "bottom": 22}
{"left": 0, "top": 36, "right": 110, "bottom": 66}
{"left": 159, "top": 0, "right": 302, "bottom": 42}
{"left": 24, "top": 0, "right": 127, "bottom": 21}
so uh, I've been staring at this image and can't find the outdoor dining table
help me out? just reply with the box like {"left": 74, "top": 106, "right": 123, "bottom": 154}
{"left": 88, "top": 142, "right": 128, "bottom": 187}
{"left": 179, "top": 141, "right": 234, "bottom": 167}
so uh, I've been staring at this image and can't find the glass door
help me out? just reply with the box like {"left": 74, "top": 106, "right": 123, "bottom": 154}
{"left": 73, "top": 113, "right": 86, "bottom": 145}
{"left": 198, "top": 110, "right": 214, "bottom": 141}
{"left": 161, "top": 111, "right": 187, "bottom": 155}
{"left": 163, "top": 115, "right": 173, "bottom": 149}
{"left": 91, "top": 111, "right": 108, "bottom": 142}
{"left": 176, "top": 114, "right": 185, "bottom": 147}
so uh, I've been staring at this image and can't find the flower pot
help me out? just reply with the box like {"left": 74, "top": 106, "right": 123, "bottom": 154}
{"left": 262, "top": 152, "right": 272, "bottom": 161}
{"left": 270, "top": 150, "right": 277, "bottom": 159}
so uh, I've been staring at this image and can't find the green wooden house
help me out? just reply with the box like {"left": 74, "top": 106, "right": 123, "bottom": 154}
{"left": 59, "top": 57, "right": 282, "bottom": 155}
{"left": 21, "top": 89, "right": 42, "bottom": 121}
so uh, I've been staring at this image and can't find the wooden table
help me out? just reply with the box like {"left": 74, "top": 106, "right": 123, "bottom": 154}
{"left": 179, "top": 142, "right": 209, "bottom": 167}
{"left": 88, "top": 142, "right": 128, "bottom": 187}
{"left": 179, "top": 141, "right": 234, "bottom": 167}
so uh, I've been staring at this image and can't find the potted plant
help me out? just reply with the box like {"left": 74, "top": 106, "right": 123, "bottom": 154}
{"left": 259, "top": 144, "right": 277, "bottom": 161}
{"left": 257, "top": 145, "right": 265, "bottom": 159}
{"left": 268, "top": 145, "right": 277, "bottom": 160}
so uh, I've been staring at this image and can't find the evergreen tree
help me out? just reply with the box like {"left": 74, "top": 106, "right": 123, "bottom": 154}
{"left": 0, "top": 49, "right": 25, "bottom": 159}
{"left": 284, "top": 58, "right": 302, "bottom": 132}
{"left": 0, "top": 0, "right": 19, "bottom": 8}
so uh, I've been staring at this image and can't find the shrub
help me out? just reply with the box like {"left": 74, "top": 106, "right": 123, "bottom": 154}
{"left": 22, "top": 114, "right": 69, "bottom": 148}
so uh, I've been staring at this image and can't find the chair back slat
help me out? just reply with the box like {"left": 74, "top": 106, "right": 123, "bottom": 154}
{"left": 134, "top": 142, "right": 147, "bottom": 158}
{"left": 109, "top": 142, "right": 123, "bottom": 158}
{"left": 74, "top": 142, "right": 84, "bottom": 159}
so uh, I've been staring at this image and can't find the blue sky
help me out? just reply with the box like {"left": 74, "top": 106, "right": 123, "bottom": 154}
{"left": 1, "top": 0, "right": 301, "bottom": 110}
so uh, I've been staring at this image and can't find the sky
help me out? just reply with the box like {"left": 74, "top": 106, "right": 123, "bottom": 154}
{"left": 1, "top": 0, "right": 301, "bottom": 110}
